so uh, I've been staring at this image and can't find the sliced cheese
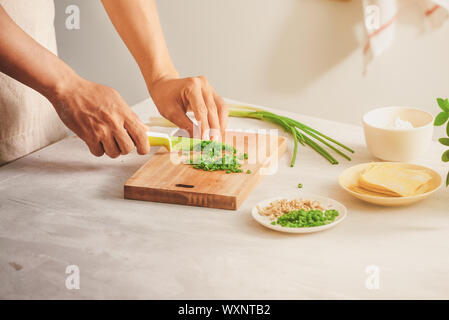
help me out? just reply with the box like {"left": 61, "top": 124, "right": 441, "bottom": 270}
{"left": 358, "top": 163, "right": 432, "bottom": 197}
{"left": 349, "top": 185, "right": 400, "bottom": 197}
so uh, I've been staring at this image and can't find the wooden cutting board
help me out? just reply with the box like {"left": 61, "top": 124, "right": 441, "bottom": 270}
{"left": 124, "top": 131, "right": 287, "bottom": 210}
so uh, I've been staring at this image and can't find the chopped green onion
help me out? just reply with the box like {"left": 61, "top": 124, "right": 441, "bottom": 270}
{"left": 186, "top": 140, "right": 247, "bottom": 174}
{"left": 272, "top": 209, "right": 339, "bottom": 228}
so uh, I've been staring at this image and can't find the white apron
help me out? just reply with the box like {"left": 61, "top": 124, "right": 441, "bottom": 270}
{"left": 0, "top": 0, "right": 67, "bottom": 165}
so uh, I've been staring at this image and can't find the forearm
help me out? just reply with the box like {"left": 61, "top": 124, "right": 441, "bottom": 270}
{"left": 101, "top": 0, "right": 178, "bottom": 88}
{"left": 0, "top": 5, "right": 79, "bottom": 100}
{"left": 102, "top": 0, "right": 228, "bottom": 140}
{"left": 0, "top": 5, "right": 150, "bottom": 158}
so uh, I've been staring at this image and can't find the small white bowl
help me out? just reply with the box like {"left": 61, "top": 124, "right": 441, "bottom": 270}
{"left": 362, "top": 107, "right": 434, "bottom": 162}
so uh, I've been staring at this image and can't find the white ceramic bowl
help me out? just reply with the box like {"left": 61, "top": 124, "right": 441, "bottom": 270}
{"left": 362, "top": 107, "right": 434, "bottom": 162}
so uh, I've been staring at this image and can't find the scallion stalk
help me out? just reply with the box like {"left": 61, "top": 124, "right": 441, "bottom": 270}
{"left": 228, "top": 105, "right": 353, "bottom": 166}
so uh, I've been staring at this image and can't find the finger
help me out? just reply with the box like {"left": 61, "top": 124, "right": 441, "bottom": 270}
{"left": 214, "top": 92, "right": 229, "bottom": 137}
{"left": 124, "top": 120, "right": 150, "bottom": 155}
{"left": 203, "top": 90, "right": 221, "bottom": 141}
{"left": 86, "top": 140, "right": 105, "bottom": 157}
{"left": 187, "top": 85, "right": 209, "bottom": 139}
{"left": 101, "top": 136, "right": 121, "bottom": 158}
{"left": 164, "top": 109, "right": 195, "bottom": 137}
{"left": 113, "top": 128, "right": 135, "bottom": 155}
{"left": 112, "top": 93, "right": 150, "bottom": 155}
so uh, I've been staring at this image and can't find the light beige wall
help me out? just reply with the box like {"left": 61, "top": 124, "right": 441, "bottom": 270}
{"left": 54, "top": 0, "right": 148, "bottom": 108}
{"left": 54, "top": 0, "right": 449, "bottom": 133}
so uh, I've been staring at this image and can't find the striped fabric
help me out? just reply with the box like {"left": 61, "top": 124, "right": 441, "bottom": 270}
{"left": 363, "top": 0, "right": 449, "bottom": 70}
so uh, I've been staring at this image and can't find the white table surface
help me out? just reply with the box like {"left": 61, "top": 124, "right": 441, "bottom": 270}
{"left": 1, "top": 98, "right": 448, "bottom": 300}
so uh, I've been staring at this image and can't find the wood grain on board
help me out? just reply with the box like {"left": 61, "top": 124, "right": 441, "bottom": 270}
{"left": 124, "top": 131, "right": 287, "bottom": 210}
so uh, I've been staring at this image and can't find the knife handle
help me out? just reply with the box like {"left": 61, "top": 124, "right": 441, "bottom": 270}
{"left": 147, "top": 131, "right": 172, "bottom": 151}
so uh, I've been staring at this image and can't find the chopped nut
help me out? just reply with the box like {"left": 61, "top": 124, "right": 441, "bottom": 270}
{"left": 258, "top": 199, "right": 324, "bottom": 221}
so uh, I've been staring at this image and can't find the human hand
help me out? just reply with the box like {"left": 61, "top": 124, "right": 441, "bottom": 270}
{"left": 148, "top": 76, "right": 228, "bottom": 140}
{"left": 49, "top": 77, "right": 150, "bottom": 158}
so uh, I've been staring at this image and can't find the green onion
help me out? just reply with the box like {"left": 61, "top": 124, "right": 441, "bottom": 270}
{"left": 272, "top": 209, "right": 339, "bottom": 228}
{"left": 229, "top": 105, "right": 353, "bottom": 166}
{"left": 185, "top": 140, "right": 246, "bottom": 174}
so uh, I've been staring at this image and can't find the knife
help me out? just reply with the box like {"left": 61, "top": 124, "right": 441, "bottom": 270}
{"left": 147, "top": 131, "right": 202, "bottom": 152}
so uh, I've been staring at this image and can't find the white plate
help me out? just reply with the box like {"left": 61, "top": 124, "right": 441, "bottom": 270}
{"left": 251, "top": 194, "right": 347, "bottom": 233}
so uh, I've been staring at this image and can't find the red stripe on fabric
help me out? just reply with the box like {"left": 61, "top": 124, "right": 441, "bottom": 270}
{"left": 425, "top": 4, "right": 440, "bottom": 16}
{"left": 363, "top": 41, "right": 371, "bottom": 54}
{"left": 367, "top": 15, "right": 397, "bottom": 39}
{"left": 363, "top": 15, "right": 397, "bottom": 55}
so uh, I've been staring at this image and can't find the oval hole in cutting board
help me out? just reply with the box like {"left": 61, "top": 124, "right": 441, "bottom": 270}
{"left": 175, "top": 184, "right": 195, "bottom": 188}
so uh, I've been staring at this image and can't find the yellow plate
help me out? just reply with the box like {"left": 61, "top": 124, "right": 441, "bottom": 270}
{"left": 338, "top": 162, "right": 442, "bottom": 206}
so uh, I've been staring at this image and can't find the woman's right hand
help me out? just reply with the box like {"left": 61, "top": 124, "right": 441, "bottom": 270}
{"left": 49, "top": 77, "right": 150, "bottom": 158}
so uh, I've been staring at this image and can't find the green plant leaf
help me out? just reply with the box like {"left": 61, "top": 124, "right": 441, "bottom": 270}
{"left": 447, "top": 121, "right": 449, "bottom": 137}
{"left": 446, "top": 172, "right": 449, "bottom": 187}
{"left": 443, "top": 150, "right": 449, "bottom": 162}
{"left": 439, "top": 138, "right": 449, "bottom": 146}
{"left": 435, "top": 112, "right": 449, "bottom": 126}
{"left": 437, "top": 98, "right": 449, "bottom": 112}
